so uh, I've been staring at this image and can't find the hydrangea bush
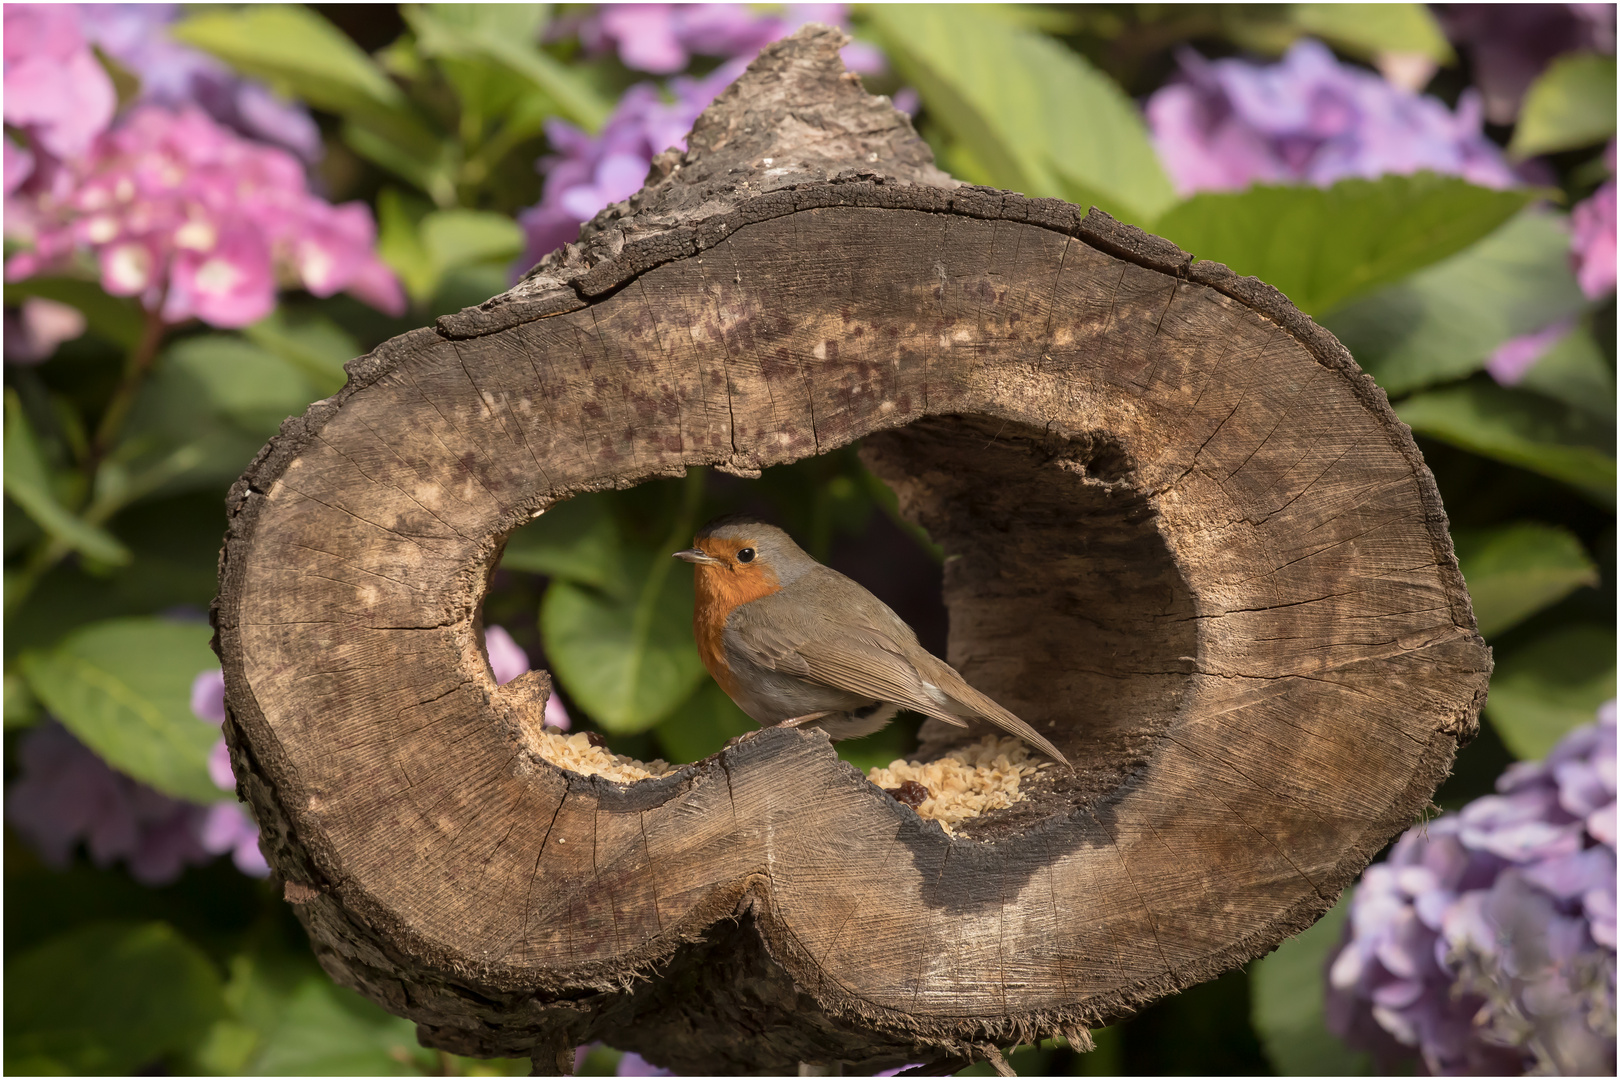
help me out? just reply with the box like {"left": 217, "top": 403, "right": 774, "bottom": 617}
{"left": 1327, "top": 704, "right": 1616, "bottom": 1075}
{"left": 3, "top": 3, "right": 1613, "bottom": 1076}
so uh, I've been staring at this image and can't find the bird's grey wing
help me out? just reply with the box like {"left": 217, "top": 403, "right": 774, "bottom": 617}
{"left": 723, "top": 587, "right": 970, "bottom": 729}
{"left": 733, "top": 571, "right": 1070, "bottom": 765}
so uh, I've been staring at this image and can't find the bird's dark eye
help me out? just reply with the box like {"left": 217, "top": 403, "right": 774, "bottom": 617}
{"left": 736, "top": 548, "right": 756, "bottom": 564}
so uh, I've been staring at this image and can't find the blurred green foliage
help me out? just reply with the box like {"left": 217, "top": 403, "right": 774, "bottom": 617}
{"left": 4, "top": 3, "right": 1614, "bottom": 1076}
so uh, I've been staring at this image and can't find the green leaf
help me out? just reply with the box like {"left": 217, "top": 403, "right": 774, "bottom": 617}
{"left": 542, "top": 548, "right": 707, "bottom": 734}
{"left": 1486, "top": 624, "right": 1616, "bottom": 760}
{"left": 341, "top": 121, "right": 459, "bottom": 207}
{"left": 6, "top": 669, "right": 41, "bottom": 730}
{"left": 1396, "top": 382, "right": 1615, "bottom": 508}
{"left": 501, "top": 493, "right": 623, "bottom": 589}
{"left": 1511, "top": 53, "right": 1617, "bottom": 158}
{"left": 1283, "top": 4, "right": 1453, "bottom": 63}
{"left": 174, "top": 6, "right": 454, "bottom": 202}
{"left": 655, "top": 680, "right": 756, "bottom": 764}
{"left": 242, "top": 309, "right": 361, "bottom": 397}
{"left": 4, "top": 389, "right": 132, "bottom": 566}
{"left": 239, "top": 968, "right": 433, "bottom": 1075}
{"left": 5, "top": 921, "right": 225, "bottom": 1075}
{"left": 422, "top": 209, "right": 525, "bottom": 272}
{"left": 18, "top": 617, "right": 225, "bottom": 803}
{"left": 1517, "top": 325, "right": 1617, "bottom": 422}
{"left": 161, "top": 333, "right": 325, "bottom": 434}
{"left": 172, "top": 6, "right": 404, "bottom": 116}
{"left": 1323, "top": 208, "right": 1588, "bottom": 396}
{"left": 403, "top": 4, "right": 612, "bottom": 131}
{"left": 1251, "top": 892, "right": 1371, "bottom": 1075}
{"left": 866, "top": 5, "right": 1175, "bottom": 222}
{"left": 4, "top": 277, "right": 145, "bottom": 350}
{"left": 376, "top": 191, "right": 523, "bottom": 303}
{"left": 116, "top": 345, "right": 287, "bottom": 501}
{"left": 1154, "top": 174, "right": 1534, "bottom": 316}
{"left": 1453, "top": 523, "right": 1599, "bottom": 638}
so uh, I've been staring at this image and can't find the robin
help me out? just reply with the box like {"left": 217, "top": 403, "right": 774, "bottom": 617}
{"left": 673, "top": 515, "right": 1069, "bottom": 765}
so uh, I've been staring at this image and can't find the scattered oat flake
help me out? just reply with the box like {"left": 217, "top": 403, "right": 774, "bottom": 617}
{"left": 866, "top": 735, "right": 1039, "bottom": 834}
{"left": 532, "top": 729, "right": 673, "bottom": 783}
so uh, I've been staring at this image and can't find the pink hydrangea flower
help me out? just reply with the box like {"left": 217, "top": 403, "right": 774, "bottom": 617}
{"left": 2, "top": 5, "right": 116, "bottom": 164}
{"left": 77, "top": 3, "right": 321, "bottom": 161}
{"left": 1571, "top": 176, "right": 1617, "bottom": 300}
{"left": 1147, "top": 38, "right": 1521, "bottom": 197}
{"left": 3, "top": 296, "right": 88, "bottom": 365}
{"left": 5, "top": 104, "right": 404, "bottom": 327}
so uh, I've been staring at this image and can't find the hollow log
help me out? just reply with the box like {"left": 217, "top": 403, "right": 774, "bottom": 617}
{"left": 212, "top": 26, "right": 1490, "bottom": 1075}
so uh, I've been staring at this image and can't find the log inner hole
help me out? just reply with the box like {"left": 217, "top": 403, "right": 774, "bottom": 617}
{"left": 489, "top": 412, "right": 1197, "bottom": 842}
{"left": 860, "top": 414, "right": 1199, "bottom": 841}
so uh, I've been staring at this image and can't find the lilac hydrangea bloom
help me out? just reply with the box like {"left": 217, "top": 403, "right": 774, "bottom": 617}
{"left": 5, "top": 103, "right": 404, "bottom": 327}
{"left": 615, "top": 1051, "right": 675, "bottom": 1077}
{"left": 484, "top": 625, "right": 570, "bottom": 729}
{"left": 6, "top": 722, "right": 216, "bottom": 886}
{"left": 1571, "top": 172, "right": 1617, "bottom": 300}
{"left": 1486, "top": 314, "right": 1578, "bottom": 385}
{"left": 190, "top": 668, "right": 270, "bottom": 877}
{"left": 578, "top": 3, "right": 882, "bottom": 77}
{"left": 517, "top": 61, "right": 743, "bottom": 267}
{"left": 76, "top": 3, "right": 322, "bottom": 162}
{"left": 1439, "top": 4, "right": 1618, "bottom": 125}
{"left": 1146, "top": 38, "right": 1520, "bottom": 197}
{"left": 1327, "top": 702, "right": 1617, "bottom": 1075}
{"left": 519, "top": 5, "right": 889, "bottom": 268}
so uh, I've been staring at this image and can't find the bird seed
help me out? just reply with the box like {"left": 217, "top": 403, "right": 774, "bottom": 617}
{"left": 866, "top": 735, "right": 1044, "bottom": 834}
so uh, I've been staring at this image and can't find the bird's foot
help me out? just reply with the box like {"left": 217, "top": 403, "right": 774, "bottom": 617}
{"left": 777, "top": 711, "right": 834, "bottom": 729}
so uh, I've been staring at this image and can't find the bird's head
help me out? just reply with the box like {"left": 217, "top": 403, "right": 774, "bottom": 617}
{"left": 673, "top": 516, "right": 816, "bottom": 590}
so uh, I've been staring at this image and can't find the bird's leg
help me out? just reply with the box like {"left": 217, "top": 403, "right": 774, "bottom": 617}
{"left": 777, "top": 711, "right": 834, "bottom": 729}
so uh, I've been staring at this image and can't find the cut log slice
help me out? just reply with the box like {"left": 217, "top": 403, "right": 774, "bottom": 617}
{"left": 212, "top": 26, "right": 1489, "bottom": 1076}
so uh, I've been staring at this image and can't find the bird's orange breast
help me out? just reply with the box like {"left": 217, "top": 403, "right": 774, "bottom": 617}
{"left": 690, "top": 537, "right": 781, "bottom": 695}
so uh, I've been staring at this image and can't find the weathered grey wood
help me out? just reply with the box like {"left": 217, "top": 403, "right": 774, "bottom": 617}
{"left": 212, "top": 25, "right": 1489, "bottom": 1075}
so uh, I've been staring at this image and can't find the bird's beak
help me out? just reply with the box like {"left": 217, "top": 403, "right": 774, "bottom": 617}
{"left": 673, "top": 548, "right": 721, "bottom": 565}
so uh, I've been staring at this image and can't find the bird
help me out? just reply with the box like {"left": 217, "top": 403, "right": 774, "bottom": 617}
{"left": 672, "top": 515, "right": 1069, "bottom": 765}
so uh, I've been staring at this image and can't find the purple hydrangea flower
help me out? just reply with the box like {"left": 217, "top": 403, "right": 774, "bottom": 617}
{"left": 578, "top": 3, "right": 883, "bottom": 77}
{"left": 76, "top": 3, "right": 322, "bottom": 162}
{"left": 1439, "top": 5, "right": 1618, "bottom": 125}
{"left": 484, "top": 625, "right": 572, "bottom": 729}
{"left": 1327, "top": 702, "right": 1617, "bottom": 1075}
{"left": 615, "top": 1051, "right": 675, "bottom": 1077}
{"left": 519, "top": 5, "right": 889, "bottom": 269}
{"left": 6, "top": 722, "right": 216, "bottom": 886}
{"left": 5, "top": 103, "right": 404, "bottom": 327}
{"left": 1146, "top": 38, "right": 1521, "bottom": 197}
{"left": 486, "top": 624, "right": 531, "bottom": 685}
{"left": 190, "top": 668, "right": 270, "bottom": 877}
{"left": 517, "top": 61, "right": 744, "bottom": 267}
{"left": 1571, "top": 167, "right": 1617, "bottom": 300}
{"left": 1486, "top": 314, "right": 1579, "bottom": 385}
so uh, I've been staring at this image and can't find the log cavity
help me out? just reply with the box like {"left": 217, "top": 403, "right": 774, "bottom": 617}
{"left": 501, "top": 412, "right": 1199, "bottom": 845}
{"left": 861, "top": 414, "right": 1199, "bottom": 842}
